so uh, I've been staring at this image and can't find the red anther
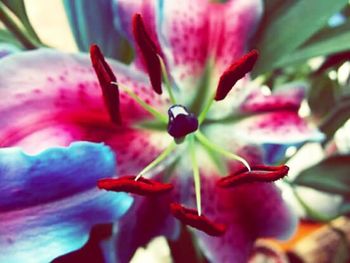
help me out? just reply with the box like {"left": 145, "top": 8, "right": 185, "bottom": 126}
{"left": 132, "top": 13, "right": 162, "bottom": 95}
{"left": 97, "top": 175, "right": 173, "bottom": 195}
{"left": 170, "top": 203, "right": 227, "bottom": 236}
{"left": 90, "top": 44, "right": 121, "bottom": 125}
{"left": 215, "top": 50, "right": 259, "bottom": 101}
{"left": 217, "top": 165, "right": 289, "bottom": 188}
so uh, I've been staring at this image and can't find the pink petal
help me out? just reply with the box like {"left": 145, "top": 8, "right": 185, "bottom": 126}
{"left": 159, "top": 0, "right": 262, "bottom": 88}
{"left": 231, "top": 111, "right": 325, "bottom": 144}
{"left": 0, "top": 49, "right": 171, "bottom": 173}
{"left": 115, "top": 0, "right": 262, "bottom": 92}
{"left": 240, "top": 83, "right": 306, "bottom": 113}
{"left": 157, "top": 0, "right": 210, "bottom": 89}
{"left": 211, "top": 0, "right": 263, "bottom": 75}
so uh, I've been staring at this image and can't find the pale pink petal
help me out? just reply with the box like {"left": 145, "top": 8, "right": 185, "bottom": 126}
{"left": 0, "top": 49, "right": 171, "bottom": 173}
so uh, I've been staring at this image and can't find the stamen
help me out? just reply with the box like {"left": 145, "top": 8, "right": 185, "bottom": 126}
{"left": 170, "top": 203, "right": 226, "bottom": 236}
{"left": 215, "top": 50, "right": 259, "bottom": 101}
{"left": 189, "top": 135, "right": 201, "bottom": 216}
{"left": 98, "top": 176, "right": 173, "bottom": 195}
{"left": 167, "top": 105, "right": 199, "bottom": 139}
{"left": 217, "top": 165, "right": 289, "bottom": 188}
{"left": 198, "top": 93, "right": 215, "bottom": 124}
{"left": 135, "top": 142, "right": 177, "bottom": 181}
{"left": 195, "top": 131, "right": 251, "bottom": 171}
{"left": 111, "top": 82, "right": 167, "bottom": 124}
{"left": 132, "top": 13, "right": 162, "bottom": 94}
{"left": 158, "top": 54, "right": 176, "bottom": 104}
{"left": 90, "top": 44, "right": 121, "bottom": 125}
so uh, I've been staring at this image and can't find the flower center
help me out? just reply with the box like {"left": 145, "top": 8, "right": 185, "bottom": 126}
{"left": 91, "top": 14, "right": 288, "bottom": 237}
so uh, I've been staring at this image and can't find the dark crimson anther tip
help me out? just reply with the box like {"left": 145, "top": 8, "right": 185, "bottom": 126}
{"left": 215, "top": 49, "right": 259, "bottom": 101}
{"left": 132, "top": 13, "right": 162, "bottom": 95}
{"left": 90, "top": 44, "right": 122, "bottom": 125}
{"left": 97, "top": 175, "right": 173, "bottom": 196}
{"left": 217, "top": 164, "right": 289, "bottom": 188}
{"left": 167, "top": 105, "right": 199, "bottom": 139}
{"left": 169, "top": 203, "right": 227, "bottom": 236}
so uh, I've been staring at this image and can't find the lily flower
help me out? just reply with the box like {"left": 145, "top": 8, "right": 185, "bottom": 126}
{"left": 0, "top": 0, "right": 324, "bottom": 262}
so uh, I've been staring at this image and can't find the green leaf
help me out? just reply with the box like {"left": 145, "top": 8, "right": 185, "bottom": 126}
{"left": 253, "top": 0, "right": 348, "bottom": 75}
{"left": 293, "top": 155, "right": 350, "bottom": 195}
{"left": 338, "top": 202, "right": 350, "bottom": 215}
{"left": 0, "top": 2, "right": 38, "bottom": 49}
{"left": 1, "top": 0, "right": 41, "bottom": 43}
{"left": 320, "top": 98, "right": 350, "bottom": 139}
{"left": 308, "top": 75, "right": 339, "bottom": 118}
{"left": 0, "top": 28, "right": 22, "bottom": 47}
{"left": 275, "top": 23, "right": 350, "bottom": 67}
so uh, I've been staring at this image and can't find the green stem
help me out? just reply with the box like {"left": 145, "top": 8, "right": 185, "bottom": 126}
{"left": 0, "top": 2, "right": 38, "bottom": 49}
{"left": 195, "top": 131, "right": 251, "bottom": 171}
{"left": 114, "top": 82, "right": 168, "bottom": 124}
{"left": 135, "top": 142, "right": 177, "bottom": 180}
{"left": 158, "top": 54, "right": 176, "bottom": 104}
{"left": 189, "top": 135, "right": 201, "bottom": 216}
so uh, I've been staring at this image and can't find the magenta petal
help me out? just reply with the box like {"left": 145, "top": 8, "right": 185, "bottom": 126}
{"left": 114, "top": 194, "right": 179, "bottom": 263}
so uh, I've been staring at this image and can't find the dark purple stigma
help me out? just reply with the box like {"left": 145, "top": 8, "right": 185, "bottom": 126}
{"left": 167, "top": 105, "right": 199, "bottom": 139}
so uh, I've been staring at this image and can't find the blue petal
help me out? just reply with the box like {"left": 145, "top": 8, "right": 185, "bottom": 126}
{"left": 0, "top": 142, "right": 133, "bottom": 263}
{"left": 63, "top": 0, "right": 133, "bottom": 61}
